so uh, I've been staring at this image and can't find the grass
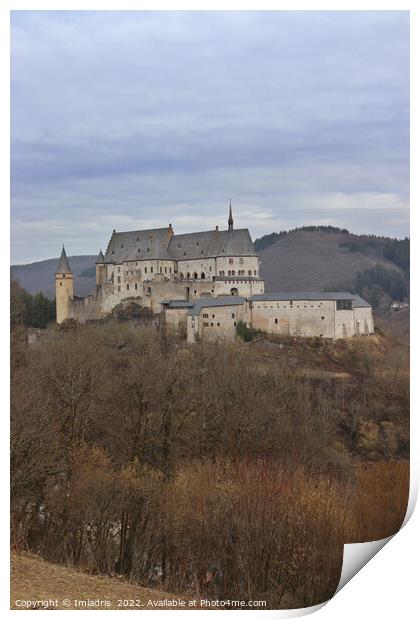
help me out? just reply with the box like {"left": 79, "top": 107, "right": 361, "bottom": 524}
{"left": 10, "top": 552, "right": 194, "bottom": 610}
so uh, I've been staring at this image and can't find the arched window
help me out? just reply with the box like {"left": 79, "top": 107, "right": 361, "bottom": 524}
{"left": 201, "top": 272, "right": 205, "bottom": 279}
{"left": 228, "top": 270, "right": 231, "bottom": 276}
{"left": 186, "top": 272, "right": 191, "bottom": 279}
{"left": 248, "top": 270, "right": 252, "bottom": 276}
{"left": 193, "top": 272, "right": 198, "bottom": 279}
{"left": 146, "top": 286, "right": 152, "bottom": 296}
{"left": 230, "top": 287, "right": 239, "bottom": 296}
{"left": 219, "top": 270, "right": 222, "bottom": 276}
{"left": 232, "top": 270, "right": 235, "bottom": 276}
{"left": 179, "top": 273, "right": 184, "bottom": 279}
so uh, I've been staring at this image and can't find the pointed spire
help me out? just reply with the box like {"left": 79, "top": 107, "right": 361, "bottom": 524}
{"left": 228, "top": 199, "right": 233, "bottom": 231}
{"left": 96, "top": 249, "right": 105, "bottom": 264}
{"left": 56, "top": 245, "right": 72, "bottom": 274}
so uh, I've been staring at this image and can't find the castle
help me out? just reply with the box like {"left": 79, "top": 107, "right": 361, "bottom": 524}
{"left": 55, "top": 205, "right": 374, "bottom": 342}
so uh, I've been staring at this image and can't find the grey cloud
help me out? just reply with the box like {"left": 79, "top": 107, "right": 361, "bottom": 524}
{"left": 11, "top": 10, "right": 409, "bottom": 263}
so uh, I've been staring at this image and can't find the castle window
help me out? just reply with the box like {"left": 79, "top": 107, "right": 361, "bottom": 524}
{"left": 164, "top": 267, "right": 167, "bottom": 273}
{"left": 217, "top": 322, "right": 220, "bottom": 327}
{"left": 321, "top": 316, "right": 325, "bottom": 321}
{"left": 118, "top": 286, "right": 121, "bottom": 292}
{"left": 203, "top": 313, "right": 209, "bottom": 318}
{"left": 248, "top": 270, "right": 252, "bottom": 276}
{"left": 210, "top": 323, "right": 214, "bottom": 327}
{"left": 135, "top": 283, "right": 138, "bottom": 290}
{"left": 337, "top": 299, "right": 353, "bottom": 311}
{"left": 228, "top": 270, "right": 231, "bottom": 276}
{"left": 254, "top": 270, "right": 256, "bottom": 275}
{"left": 289, "top": 301, "right": 293, "bottom": 307}
{"left": 230, "top": 288, "right": 239, "bottom": 296}
{"left": 127, "top": 284, "right": 129, "bottom": 290}
{"left": 117, "top": 276, "right": 121, "bottom": 283}
{"left": 275, "top": 318, "right": 278, "bottom": 324}
{"left": 179, "top": 273, "right": 184, "bottom": 279}
{"left": 203, "top": 322, "right": 209, "bottom": 327}
{"left": 186, "top": 272, "right": 190, "bottom": 279}
{"left": 201, "top": 250, "right": 203, "bottom": 255}
{"left": 193, "top": 272, "right": 198, "bottom": 279}
{"left": 150, "top": 266, "right": 153, "bottom": 273}
{"left": 170, "top": 267, "right": 172, "bottom": 273}
{"left": 229, "top": 258, "right": 233, "bottom": 264}
{"left": 160, "top": 267, "right": 162, "bottom": 273}
{"left": 231, "top": 313, "right": 235, "bottom": 319}
{"left": 60, "top": 282, "right": 62, "bottom": 286}
{"left": 232, "top": 270, "right": 235, "bottom": 276}
{"left": 201, "top": 272, "right": 205, "bottom": 279}
{"left": 145, "top": 267, "right": 147, "bottom": 273}
{"left": 146, "top": 286, "right": 151, "bottom": 296}
{"left": 196, "top": 241, "right": 199, "bottom": 246}
{"left": 209, "top": 266, "right": 212, "bottom": 272}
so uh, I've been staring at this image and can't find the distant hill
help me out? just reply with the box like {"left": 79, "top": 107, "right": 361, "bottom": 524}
{"left": 11, "top": 255, "right": 96, "bottom": 299}
{"left": 11, "top": 228, "right": 409, "bottom": 310}
{"left": 257, "top": 228, "right": 409, "bottom": 309}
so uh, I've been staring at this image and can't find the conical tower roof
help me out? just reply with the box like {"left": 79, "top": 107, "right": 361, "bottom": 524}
{"left": 56, "top": 246, "right": 72, "bottom": 274}
{"left": 96, "top": 249, "right": 104, "bottom": 264}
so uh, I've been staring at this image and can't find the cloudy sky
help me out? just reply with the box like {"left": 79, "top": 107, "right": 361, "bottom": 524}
{"left": 11, "top": 10, "right": 409, "bottom": 264}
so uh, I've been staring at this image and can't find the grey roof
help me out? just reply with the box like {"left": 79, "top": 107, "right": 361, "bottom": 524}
{"left": 56, "top": 246, "right": 72, "bottom": 274}
{"left": 169, "top": 228, "right": 256, "bottom": 260}
{"left": 103, "top": 227, "right": 172, "bottom": 263}
{"left": 96, "top": 249, "right": 104, "bottom": 264}
{"left": 188, "top": 296, "right": 246, "bottom": 316}
{"left": 161, "top": 299, "right": 194, "bottom": 308}
{"left": 103, "top": 226, "right": 256, "bottom": 264}
{"left": 250, "top": 292, "right": 371, "bottom": 308}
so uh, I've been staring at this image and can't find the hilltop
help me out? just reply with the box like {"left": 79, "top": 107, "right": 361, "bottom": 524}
{"left": 257, "top": 227, "right": 408, "bottom": 309}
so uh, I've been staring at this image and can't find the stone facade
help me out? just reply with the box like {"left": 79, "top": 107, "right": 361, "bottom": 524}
{"left": 55, "top": 210, "right": 374, "bottom": 341}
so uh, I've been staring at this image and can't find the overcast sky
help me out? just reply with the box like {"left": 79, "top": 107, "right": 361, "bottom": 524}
{"left": 11, "top": 10, "right": 409, "bottom": 264}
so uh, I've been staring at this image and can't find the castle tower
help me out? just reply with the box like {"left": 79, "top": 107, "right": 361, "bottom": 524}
{"left": 95, "top": 249, "right": 106, "bottom": 286}
{"left": 228, "top": 200, "right": 234, "bottom": 231}
{"left": 55, "top": 246, "right": 74, "bottom": 324}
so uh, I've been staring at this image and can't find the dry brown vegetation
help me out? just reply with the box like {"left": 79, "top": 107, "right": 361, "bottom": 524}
{"left": 11, "top": 323, "right": 409, "bottom": 609}
{"left": 11, "top": 551, "right": 188, "bottom": 610}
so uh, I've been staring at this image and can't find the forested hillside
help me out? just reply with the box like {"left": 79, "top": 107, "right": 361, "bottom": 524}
{"left": 257, "top": 227, "right": 409, "bottom": 309}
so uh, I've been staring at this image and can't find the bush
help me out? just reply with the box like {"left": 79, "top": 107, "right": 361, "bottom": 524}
{"left": 235, "top": 320, "right": 257, "bottom": 342}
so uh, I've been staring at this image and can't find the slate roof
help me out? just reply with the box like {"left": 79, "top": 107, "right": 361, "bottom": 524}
{"left": 188, "top": 296, "right": 246, "bottom": 316}
{"left": 103, "top": 226, "right": 256, "bottom": 264}
{"left": 161, "top": 299, "right": 194, "bottom": 308}
{"left": 96, "top": 250, "right": 104, "bottom": 264}
{"left": 56, "top": 247, "right": 72, "bottom": 274}
{"left": 250, "top": 292, "right": 371, "bottom": 308}
{"left": 103, "top": 228, "right": 172, "bottom": 263}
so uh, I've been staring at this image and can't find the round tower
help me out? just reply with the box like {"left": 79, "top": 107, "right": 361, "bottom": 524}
{"left": 55, "top": 246, "right": 74, "bottom": 324}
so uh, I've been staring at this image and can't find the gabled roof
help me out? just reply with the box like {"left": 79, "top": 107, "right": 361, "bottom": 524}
{"left": 169, "top": 229, "right": 255, "bottom": 261}
{"left": 102, "top": 226, "right": 256, "bottom": 264}
{"left": 187, "top": 296, "right": 246, "bottom": 316}
{"left": 250, "top": 292, "right": 371, "bottom": 308}
{"left": 103, "top": 227, "right": 172, "bottom": 263}
{"left": 56, "top": 246, "right": 72, "bottom": 274}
